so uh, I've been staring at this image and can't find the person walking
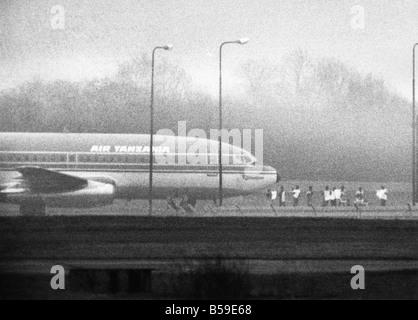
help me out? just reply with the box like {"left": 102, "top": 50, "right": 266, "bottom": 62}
{"left": 355, "top": 187, "right": 365, "bottom": 206}
{"left": 292, "top": 185, "right": 301, "bottom": 207}
{"left": 306, "top": 186, "right": 314, "bottom": 206}
{"left": 340, "top": 186, "right": 347, "bottom": 206}
{"left": 323, "top": 186, "right": 331, "bottom": 206}
{"left": 278, "top": 186, "right": 286, "bottom": 207}
{"left": 334, "top": 186, "right": 342, "bottom": 206}
{"left": 330, "top": 187, "right": 337, "bottom": 207}
{"left": 376, "top": 186, "right": 388, "bottom": 206}
{"left": 266, "top": 189, "right": 272, "bottom": 202}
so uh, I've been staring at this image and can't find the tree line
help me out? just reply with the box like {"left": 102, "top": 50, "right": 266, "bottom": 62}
{"left": 0, "top": 50, "right": 411, "bottom": 181}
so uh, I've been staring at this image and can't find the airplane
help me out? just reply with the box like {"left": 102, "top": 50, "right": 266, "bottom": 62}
{"left": 0, "top": 132, "right": 280, "bottom": 215}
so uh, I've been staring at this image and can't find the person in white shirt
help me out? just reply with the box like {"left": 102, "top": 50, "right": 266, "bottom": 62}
{"left": 271, "top": 190, "right": 278, "bottom": 201}
{"left": 266, "top": 189, "right": 277, "bottom": 205}
{"left": 355, "top": 187, "right": 365, "bottom": 205}
{"left": 292, "top": 185, "right": 301, "bottom": 207}
{"left": 376, "top": 186, "right": 388, "bottom": 206}
{"left": 330, "top": 187, "right": 337, "bottom": 207}
{"left": 334, "top": 187, "right": 342, "bottom": 206}
{"left": 323, "top": 186, "right": 331, "bottom": 206}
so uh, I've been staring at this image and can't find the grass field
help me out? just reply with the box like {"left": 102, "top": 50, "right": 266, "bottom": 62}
{"left": 0, "top": 181, "right": 416, "bottom": 299}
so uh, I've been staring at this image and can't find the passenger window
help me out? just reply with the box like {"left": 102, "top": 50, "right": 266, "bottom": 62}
{"left": 98, "top": 155, "right": 106, "bottom": 163}
{"left": 125, "top": 155, "right": 133, "bottom": 163}
{"left": 142, "top": 155, "right": 150, "bottom": 163}
{"left": 232, "top": 154, "right": 245, "bottom": 165}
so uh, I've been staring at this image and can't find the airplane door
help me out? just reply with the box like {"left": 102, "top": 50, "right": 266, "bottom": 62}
{"left": 206, "top": 165, "right": 218, "bottom": 177}
{"left": 206, "top": 154, "right": 218, "bottom": 177}
{"left": 68, "top": 153, "right": 77, "bottom": 169}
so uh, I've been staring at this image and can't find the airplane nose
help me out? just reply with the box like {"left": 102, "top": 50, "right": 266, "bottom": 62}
{"left": 243, "top": 165, "right": 279, "bottom": 186}
{"left": 262, "top": 165, "right": 280, "bottom": 184}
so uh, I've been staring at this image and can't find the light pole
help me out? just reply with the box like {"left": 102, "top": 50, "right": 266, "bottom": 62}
{"left": 149, "top": 44, "right": 173, "bottom": 216}
{"left": 413, "top": 43, "right": 418, "bottom": 205}
{"left": 218, "top": 38, "right": 249, "bottom": 206}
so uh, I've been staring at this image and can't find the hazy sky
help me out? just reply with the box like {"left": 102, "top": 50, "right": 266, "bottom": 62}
{"left": 1, "top": 0, "right": 417, "bottom": 99}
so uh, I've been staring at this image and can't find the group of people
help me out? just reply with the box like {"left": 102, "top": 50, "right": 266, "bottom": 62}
{"left": 266, "top": 185, "right": 389, "bottom": 207}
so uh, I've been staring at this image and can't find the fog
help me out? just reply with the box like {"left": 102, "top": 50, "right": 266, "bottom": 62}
{"left": 0, "top": 50, "right": 411, "bottom": 182}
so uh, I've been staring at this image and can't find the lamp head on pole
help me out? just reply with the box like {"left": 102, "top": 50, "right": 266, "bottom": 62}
{"left": 163, "top": 44, "right": 174, "bottom": 50}
{"left": 238, "top": 38, "right": 250, "bottom": 45}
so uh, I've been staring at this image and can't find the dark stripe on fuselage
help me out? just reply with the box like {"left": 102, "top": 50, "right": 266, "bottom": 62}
{"left": 0, "top": 134, "right": 256, "bottom": 165}
{"left": 0, "top": 162, "right": 250, "bottom": 171}
{"left": 0, "top": 193, "right": 6, "bottom": 202}
{"left": 0, "top": 165, "right": 276, "bottom": 175}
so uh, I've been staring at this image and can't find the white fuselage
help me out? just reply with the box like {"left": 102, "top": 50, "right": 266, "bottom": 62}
{"left": 0, "top": 133, "right": 279, "bottom": 206}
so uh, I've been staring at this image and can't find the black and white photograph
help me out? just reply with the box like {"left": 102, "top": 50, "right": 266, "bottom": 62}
{"left": 0, "top": 0, "right": 417, "bottom": 303}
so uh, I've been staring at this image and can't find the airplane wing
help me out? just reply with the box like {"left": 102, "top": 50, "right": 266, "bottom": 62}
{"left": 2, "top": 166, "right": 88, "bottom": 194}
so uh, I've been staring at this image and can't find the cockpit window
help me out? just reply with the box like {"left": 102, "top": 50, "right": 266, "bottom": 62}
{"left": 230, "top": 153, "right": 256, "bottom": 165}
{"left": 243, "top": 154, "right": 256, "bottom": 165}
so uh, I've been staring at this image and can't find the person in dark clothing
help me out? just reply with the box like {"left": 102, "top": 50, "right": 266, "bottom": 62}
{"left": 292, "top": 185, "right": 301, "bottom": 207}
{"left": 306, "top": 186, "right": 314, "bottom": 206}
{"left": 278, "top": 186, "right": 286, "bottom": 207}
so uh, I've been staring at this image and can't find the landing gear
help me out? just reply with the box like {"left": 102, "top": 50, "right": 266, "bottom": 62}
{"left": 166, "top": 196, "right": 179, "bottom": 212}
{"left": 180, "top": 194, "right": 197, "bottom": 213}
{"left": 183, "top": 195, "right": 197, "bottom": 208}
{"left": 166, "top": 194, "right": 197, "bottom": 213}
{"left": 212, "top": 197, "right": 219, "bottom": 206}
{"left": 19, "top": 201, "right": 46, "bottom": 216}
